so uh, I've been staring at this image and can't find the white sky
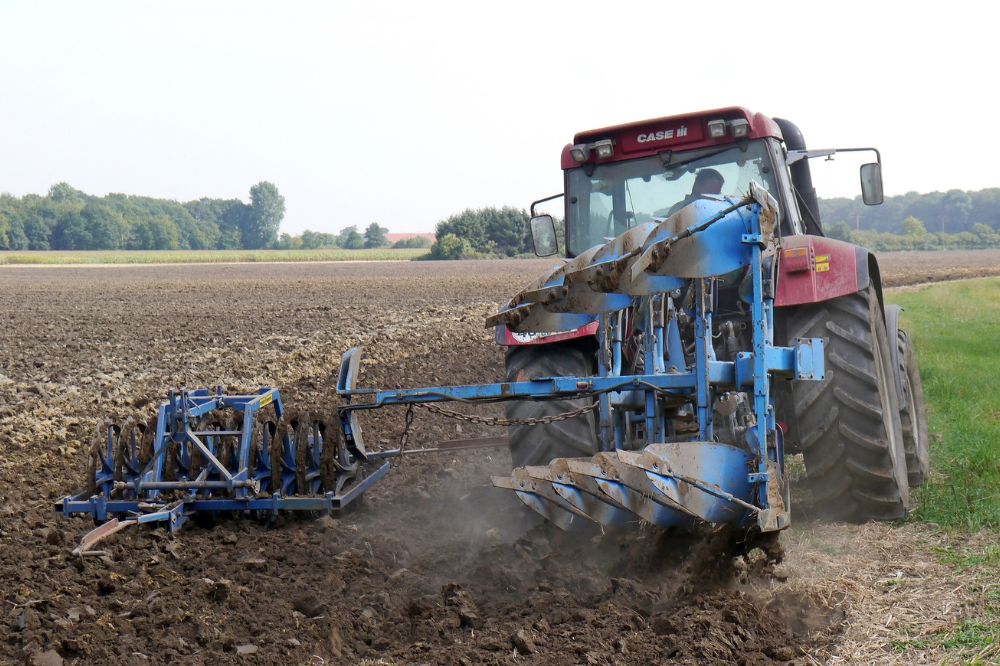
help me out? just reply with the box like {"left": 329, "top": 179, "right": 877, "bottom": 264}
{"left": 0, "top": 1, "right": 992, "bottom": 234}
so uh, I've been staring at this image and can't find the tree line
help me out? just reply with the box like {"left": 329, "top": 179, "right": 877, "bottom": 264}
{"left": 0, "top": 182, "right": 285, "bottom": 251}
{"left": 0, "top": 182, "right": 424, "bottom": 252}
{"left": 5, "top": 182, "right": 998, "bottom": 255}
{"left": 818, "top": 188, "right": 1000, "bottom": 235}
{"left": 826, "top": 216, "right": 1000, "bottom": 251}
{"left": 817, "top": 188, "right": 1000, "bottom": 251}
{"left": 273, "top": 223, "right": 425, "bottom": 250}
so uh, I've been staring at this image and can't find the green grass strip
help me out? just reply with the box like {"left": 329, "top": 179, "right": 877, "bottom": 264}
{"left": 0, "top": 248, "right": 429, "bottom": 265}
{"left": 889, "top": 278, "right": 1000, "bottom": 531}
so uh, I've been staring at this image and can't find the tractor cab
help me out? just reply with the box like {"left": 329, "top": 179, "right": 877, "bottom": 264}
{"left": 555, "top": 108, "right": 801, "bottom": 257}
{"left": 564, "top": 139, "right": 788, "bottom": 254}
{"left": 528, "top": 107, "right": 883, "bottom": 259}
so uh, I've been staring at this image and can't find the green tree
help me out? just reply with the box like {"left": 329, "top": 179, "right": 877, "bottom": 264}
{"left": 0, "top": 211, "right": 9, "bottom": 249}
{"left": 363, "top": 222, "right": 389, "bottom": 248}
{"left": 392, "top": 236, "right": 432, "bottom": 249}
{"left": 277, "top": 232, "right": 303, "bottom": 249}
{"left": 336, "top": 225, "right": 364, "bottom": 249}
{"left": 218, "top": 203, "right": 249, "bottom": 249}
{"left": 51, "top": 212, "right": 91, "bottom": 250}
{"left": 971, "top": 223, "right": 998, "bottom": 246}
{"left": 430, "top": 233, "right": 473, "bottom": 259}
{"left": 184, "top": 197, "right": 239, "bottom": 248}
{"left": 344, "top": 229, "right": 364, "bottom": 249}
{"left": 242, "top": 182, "right": 285, "bottom": 249}
{"left": 82, "top": 202, "right": 127, "bottom": 249}
{"left": 301, "top": 229, "right": 338, "bottom": 248}
{"left": 48, "top": 182, "right": 86, "bottom": 204}
{"left": 901, "top": 216, "right": 927, "bottom": 237}
{"left": 941, "top": 190, "right": 972, "bottom": 233}
{"left": 436, "top": 210, "right": 488, "bottom": 251}
{"left": 22, "top": 216, "right": 52, "bottom": 250}
{"left": 434, "top": 206, "right": 530, "bottom": 256}
{"left": 483, "top": 206, "right": 530, "bottom": 255}
{"left": 129, "top": 216, "right": 180, "bottom": 250}
{"left": 3, "top": 217, "right": 28, "bottom": 250}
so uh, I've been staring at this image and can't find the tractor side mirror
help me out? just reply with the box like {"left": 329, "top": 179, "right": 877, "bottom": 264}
{"left": 530, "top": 215, "right": 559, "bottom": 257}
{"left": 860, "top": 162, "right": 883, "bottom": 205}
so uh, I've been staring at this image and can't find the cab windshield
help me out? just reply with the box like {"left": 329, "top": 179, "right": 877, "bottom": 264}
{"left": 565, "top": 140, "right": 779, "bottom": 256}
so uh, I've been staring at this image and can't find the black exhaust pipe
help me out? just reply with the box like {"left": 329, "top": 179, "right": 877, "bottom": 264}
{"left": 774, "top": 118, "right": 823, "bottom": 236}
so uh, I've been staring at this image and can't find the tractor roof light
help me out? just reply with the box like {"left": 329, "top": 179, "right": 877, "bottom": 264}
{"left": 570, "top": 144, "right": 591, "bottom": 163}
{"left": 707, "top": 119, "right": 727, "bottom": 139}
{"left": 730, "top": 118, "right": 749, "bottom": 138}
{"left": 593, "top": 139, "right": 614, "bottom": 159}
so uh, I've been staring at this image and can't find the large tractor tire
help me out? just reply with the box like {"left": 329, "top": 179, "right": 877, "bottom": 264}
{"left": 785, "top": 286, "right": 910, "bottom": 521}
{"left": 896, "top": 329, "right": 930, "bottom": 486}
{"left": 505, "top": 344, "right": 599, "bottom": 468}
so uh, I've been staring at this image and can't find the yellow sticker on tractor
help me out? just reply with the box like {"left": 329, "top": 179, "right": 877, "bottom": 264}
{"left": 259, "top": 393, "right": 273, "bottom": 407}
{"left": 815, "top": 255, "right": 830, "bottom": 262}
{"left": 815, "top": 262, "right": 830, "bottom": 272}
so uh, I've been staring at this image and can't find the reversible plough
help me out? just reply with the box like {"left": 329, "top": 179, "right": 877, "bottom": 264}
{"left": 60, "top": 183, "right": 824, "bottom": 546}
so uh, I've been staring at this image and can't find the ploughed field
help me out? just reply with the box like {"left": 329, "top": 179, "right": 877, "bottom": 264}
{"left": 1, "top": 250, "right": 998, "bottom": 665}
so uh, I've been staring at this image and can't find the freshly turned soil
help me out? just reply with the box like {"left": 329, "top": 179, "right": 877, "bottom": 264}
{"left": 0, "top": 251, "right": 994, "bottom": 664}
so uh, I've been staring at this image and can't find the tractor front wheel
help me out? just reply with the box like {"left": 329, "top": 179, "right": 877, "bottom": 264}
{"left": 785, "top": 286, "right": 910, "bottom": 521}
{"left": 505, "top": 344, "right": 599, "bottom": 468}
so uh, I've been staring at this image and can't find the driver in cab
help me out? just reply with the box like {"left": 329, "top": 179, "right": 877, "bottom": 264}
{"left": 666, "top": 168, "right": 724, "bottom": 216}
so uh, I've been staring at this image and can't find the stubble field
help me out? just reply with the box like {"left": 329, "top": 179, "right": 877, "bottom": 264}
{"left": 1, "top": 250, "right": 999, "bottom": 665}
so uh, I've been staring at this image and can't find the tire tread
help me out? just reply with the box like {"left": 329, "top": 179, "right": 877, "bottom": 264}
{"left": 785, "top": 289, "right": 908, "bottom": 521}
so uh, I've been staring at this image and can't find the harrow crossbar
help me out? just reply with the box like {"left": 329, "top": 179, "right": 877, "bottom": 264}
{"left": 339, "top": 345, "right": 819, "bottom": 405}
{"left": 61, "top": 462, "right": 391, "bottom": 533}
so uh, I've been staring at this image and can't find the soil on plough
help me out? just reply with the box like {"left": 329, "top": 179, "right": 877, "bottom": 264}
{"left": 0, "top": 252, "right": 996, "bottom": 665}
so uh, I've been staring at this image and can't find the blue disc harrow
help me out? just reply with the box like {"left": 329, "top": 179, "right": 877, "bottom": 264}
{"left": 58, "top": 387, "right": 394, "bottom": 541}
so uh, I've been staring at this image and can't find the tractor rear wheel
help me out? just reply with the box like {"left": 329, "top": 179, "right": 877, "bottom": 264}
{"left": 785, "top": 286, "right": 910, "bottom": 521}
{"left": 897, "top": 329, "right": 930, "bottom": 486}
{"left": 505, "top": 344, "right": 599, "bottom": 467}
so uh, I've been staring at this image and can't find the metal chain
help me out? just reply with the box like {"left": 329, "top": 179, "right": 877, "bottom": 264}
{"left": 414, "top": 400, "right": 598, "bottom": 427}
{"left": 398, "top": 404, "right": 415, "bottom": 453}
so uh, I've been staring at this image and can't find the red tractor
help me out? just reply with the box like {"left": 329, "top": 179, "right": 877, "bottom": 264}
{"left": 497, "top": 107, "right": 929, "bottom": 522}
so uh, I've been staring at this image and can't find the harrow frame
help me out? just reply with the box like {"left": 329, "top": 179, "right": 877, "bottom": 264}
{"left": 58, "top": 387, "right": 393, "bottom": 532}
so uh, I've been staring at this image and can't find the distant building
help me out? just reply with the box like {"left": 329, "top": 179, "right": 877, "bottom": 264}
{"left": 385, "top": 233, "right": 435, "bottom": 244}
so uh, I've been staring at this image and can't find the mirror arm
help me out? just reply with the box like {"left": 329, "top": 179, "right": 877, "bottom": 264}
{"left": 530, "top": 193, "right": 564, "bottom": 217}
{"left": 786, "top": 147, "right": 881, "bottom": 166}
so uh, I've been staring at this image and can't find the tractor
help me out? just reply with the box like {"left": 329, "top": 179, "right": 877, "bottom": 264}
{"left": 494, "top": 107, "right": 929, "bottom": 523}
{"left": 59, "top": 107, "right": 929, "bottom": 547}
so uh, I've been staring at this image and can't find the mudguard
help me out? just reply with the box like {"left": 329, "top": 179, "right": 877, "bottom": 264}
{"left": 775, "top": 235, "right": 875, "bottom": 307}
